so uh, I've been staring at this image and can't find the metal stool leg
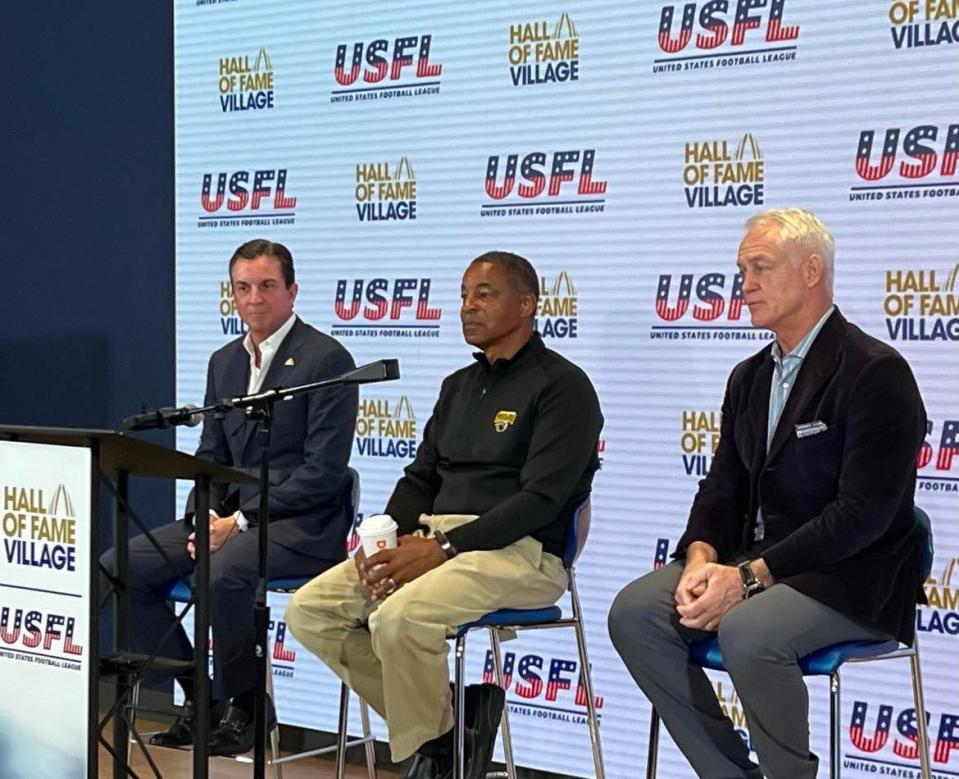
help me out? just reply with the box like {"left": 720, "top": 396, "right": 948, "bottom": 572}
{"left": 570, "top": 574, "right": 606, "bottom": 779}
{"left": 909, "top": 640, "right": 932, "bottom": 779}
{"left": 830, "top": 673, "right": 840, "bottom": 779}
{"left": 335, "top": 682, "right": 351, "bottom": 779}
{"left": 266, "top": 658, "right": 283, "bottom": 779}
{"left": 358, "top": 698, "right": 378, "bottom": 779}
{"left": 489, "top": 629, "right": 515, "bottom": 779}
{"left": 454, "top": 634, "right": 468, "bottom": 779}
{"left": 646, "top": 708, "right": 660, "bottom": 779}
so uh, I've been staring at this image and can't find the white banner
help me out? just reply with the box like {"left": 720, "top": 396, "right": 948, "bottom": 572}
{"left": 0, "top": 440, "right": 92, "bottom": 779}
{"left": 174, "top": 2, "right": 959, "bottom": 776}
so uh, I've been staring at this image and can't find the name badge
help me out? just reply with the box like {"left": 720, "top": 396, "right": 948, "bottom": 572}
{"left": 795, "top": 420, "right": 828, "bottom": 439}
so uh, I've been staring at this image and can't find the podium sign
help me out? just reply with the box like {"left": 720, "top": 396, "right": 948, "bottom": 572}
{"left": 0, "top": 440, "right": 92, "bottom": 779}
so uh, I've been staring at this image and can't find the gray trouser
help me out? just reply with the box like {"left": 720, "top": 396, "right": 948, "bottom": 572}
{"left": 607, "top": 561, "right": 889, "bottom": 779}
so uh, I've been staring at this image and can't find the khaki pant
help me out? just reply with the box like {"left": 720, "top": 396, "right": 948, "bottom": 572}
{"left": 285, "top": 514, "right": 568, "bottom": 762}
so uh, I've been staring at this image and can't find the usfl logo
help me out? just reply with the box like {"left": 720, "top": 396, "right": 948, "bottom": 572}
{"left": 851, "top": 124, "right": 959, "bottom": 202}
{"left": 481, "top": 649, "right": 603, "bottom": 725}
{"left": 508, "top": 13, "right": 580, "bottom": 87}
{"left": 331, "top": 35, "right": 442, "bottom": 103}
{"left": 846, "top": 699, "right": 959, "bottom": 772}
{"left": 481, "top": 150, "right": 607, "bottom": 218}
{"left": 916, "top": 416, "right": 959, "bottom": 492}
{"left": 218, "top": 48, "right": 274, "bottom": 112}
{"left": 653, "top": 0, "right": 799, "bottom": 74}
{"left": 331, "top": 277, "right": 441, "bottom": 339}
{"left": 651, "top": 269, "right": 773, "bottom": 342}
{"left": 198, "top": 169, "right": 297, "bottom": 228}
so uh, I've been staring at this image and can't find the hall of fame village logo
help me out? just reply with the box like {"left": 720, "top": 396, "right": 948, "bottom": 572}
{"left": 331, "top": 35, "right": 442, "bottom": 103}
{"left": 680, "top": 410, "right": 721, "bottom": 477}
{"left": 883, "top": 264, "right": 959, "bottom": 342}
{"left": 851, "top": 123, "right": 959, "bottom": 202}
{"left": 2, "top": 484, "right": 84, "bottom": 669}
{"left": 218, "top": 48, "right": 274, "bottom": 112}
{"left": 889, "top": 0, "right": 959, "bottom": 49}
{"left": 481, "top": 648, "right": 604, "bottom": 726}
{"left": 536, "top": 272, "right": 578, "bottom": 339}
{"left": 508, "top": 13, "right": 580, "bottom": 87}
{"left": 651, "top": 269, "right": 774, "bottom": 342}
{"left": 331, "top": 277, "right": 441, "bottom": 338}
{"left": 197, "top": 168, "right": 297, "bottom": 228}
{"left": 919, "top": 554, "right": 959, "bottom": 635}
{"left": 653, "top": 0, "right": 799, "bottom": 74}
{"left": 218, "top": 280, "right": 247, "bottom": 337}
{"left": 355, "top": 396, "right": 418, "bottom": 459}
{"left": 917, "top": 416, "right": 959, "bottom": 493}
{"left": 3, "top": 484, "right": 79, "bottom": 574}
{"left": 354, "top": 157, "right": 417, "bottom": 222}
{"left": 683, "top": 134, "right": 765, "bottom": 209}
{"left": 481, "top": 150, "right": 607, "bottom": 217}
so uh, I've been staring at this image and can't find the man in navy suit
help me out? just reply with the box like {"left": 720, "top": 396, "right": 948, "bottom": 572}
{"left": 101, "top": 239, "right": 357, "bottom": 755}
{"left": 608, "top": 209, "right": 927, "bottom": 778}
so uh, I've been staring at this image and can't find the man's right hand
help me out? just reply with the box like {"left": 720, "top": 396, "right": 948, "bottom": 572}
{"left": 675, "top": 541, "right": 719, "bottom": 607}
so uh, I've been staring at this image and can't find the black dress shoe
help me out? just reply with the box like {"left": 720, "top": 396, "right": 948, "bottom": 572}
{"left": 208, "top": 696, "right": 277, "bottom": 757}
{"left": 149, "top": 700, "right": 225, "bottom": 748}
{"left": 463, "top": 683, "right": 504, "bottom": 779}
{"left": 402, "top": 752, "right": 453, "bottom": 779}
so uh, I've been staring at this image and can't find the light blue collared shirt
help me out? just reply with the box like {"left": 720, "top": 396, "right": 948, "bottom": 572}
{"left": 755, "top": 305, "right": 835, "bottom": 542}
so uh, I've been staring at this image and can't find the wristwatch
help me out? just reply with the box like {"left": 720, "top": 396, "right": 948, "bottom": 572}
{"left": 738, "top": 560, "right": 765, "bottom": 599}
{"left": 433, "top": 529, "right": 458, "bottom": 560}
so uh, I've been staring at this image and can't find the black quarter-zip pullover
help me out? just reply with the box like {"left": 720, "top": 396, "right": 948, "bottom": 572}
{"left": 385, "top": 333, "right": 603, "bottom": 557}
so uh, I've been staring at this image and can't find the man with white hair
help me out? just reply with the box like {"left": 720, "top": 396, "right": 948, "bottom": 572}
{"left": 608, "top": 209, "right": 927, "bottom": 778}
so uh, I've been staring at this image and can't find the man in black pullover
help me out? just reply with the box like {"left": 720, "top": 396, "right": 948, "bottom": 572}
{"left": 287, "top": 251, "right": 603, "bottom": 779}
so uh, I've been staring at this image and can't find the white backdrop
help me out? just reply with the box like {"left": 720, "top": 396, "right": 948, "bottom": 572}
{"left": 174, "top": 2, "right": 959, "bottom": 777}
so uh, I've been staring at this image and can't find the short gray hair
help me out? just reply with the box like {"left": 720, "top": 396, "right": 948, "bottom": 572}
{"left": 745, "top": 208, "right": 835, "bottom": 294}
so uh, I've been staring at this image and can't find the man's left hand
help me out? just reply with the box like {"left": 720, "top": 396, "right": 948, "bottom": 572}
{"left": 187, "top": 512, "right": 239, "bottom": 559}
{"left": 363, "top": 534, "right": 447, "bottom": 601}
{"left": 675, "top": 563, "right": 743, "bottom": 631}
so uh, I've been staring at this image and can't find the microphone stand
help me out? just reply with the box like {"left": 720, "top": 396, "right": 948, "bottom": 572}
{"left": 220, "top": 359, "right": 398, "bottom": 779}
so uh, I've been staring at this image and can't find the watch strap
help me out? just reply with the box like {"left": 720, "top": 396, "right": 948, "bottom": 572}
{"left": 433, "top": 528, "right": 458, "bottom": 560}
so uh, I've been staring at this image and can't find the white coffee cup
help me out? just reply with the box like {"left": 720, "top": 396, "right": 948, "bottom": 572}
{"left": 357, "top": 514, "right": 398, "bottom": 558}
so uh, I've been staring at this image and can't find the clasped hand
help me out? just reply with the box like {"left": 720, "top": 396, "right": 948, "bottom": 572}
{"left": 186, "top": 511, "right": 239, "bottom": 559}
{"left": 674, "top": 560, "right": 743, "bottom": 631}
{"left": 354, "top": 534, "right": 446, "bottom": 601}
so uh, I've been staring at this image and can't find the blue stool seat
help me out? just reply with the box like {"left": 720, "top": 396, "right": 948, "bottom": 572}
{"left": 162, "top": 575, "right": 314, "bottom": 602}
{"left": 455, "top": 606, "right": 562, "bottom": 638}
{"left": 688, "top": 636, "right": 902, "bottom": 676}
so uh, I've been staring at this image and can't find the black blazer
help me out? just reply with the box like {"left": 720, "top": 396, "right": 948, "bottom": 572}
{"left": 189, "top": 317, "right": 358, "bottom": 560}
{"left": 676, "top": 309, "right": 927, "bottom": 643}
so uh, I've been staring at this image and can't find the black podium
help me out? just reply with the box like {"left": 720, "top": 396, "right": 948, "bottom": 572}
{"left": 0, "top": 425, "right": 256, "bottom": 779}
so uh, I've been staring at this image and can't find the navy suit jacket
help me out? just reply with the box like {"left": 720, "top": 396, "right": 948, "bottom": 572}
{"left": 676, "top": 309, "right": 927, "bottom": 643}
{"left": 189, "top": 317, "right": 358, "bottom": 560}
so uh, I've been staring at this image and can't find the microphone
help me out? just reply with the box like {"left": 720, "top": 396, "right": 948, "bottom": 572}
{"left": 122, "top": 404, "right": 204, "bottom": 431}
{"left": 223, "top": 358, "right": 401, "bottom": 409}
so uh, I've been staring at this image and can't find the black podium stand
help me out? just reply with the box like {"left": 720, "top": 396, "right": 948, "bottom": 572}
{"left": 0, "top": 425, "right": 256, "bottom": 779}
